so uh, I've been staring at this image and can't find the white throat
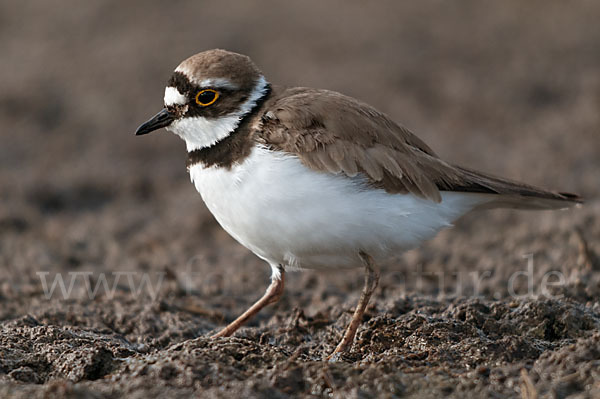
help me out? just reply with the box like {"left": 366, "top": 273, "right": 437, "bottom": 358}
{"left": 165, "top": 76, "right": 269, "bottom": 152}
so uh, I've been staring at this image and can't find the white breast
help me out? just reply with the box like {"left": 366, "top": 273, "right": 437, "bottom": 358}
{"left": 189, "top": 146, "right": 488, "bottom": 270}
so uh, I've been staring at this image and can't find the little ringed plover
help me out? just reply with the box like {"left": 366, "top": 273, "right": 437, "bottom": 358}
{"left": 136, "top": 49, "right": 581, "bottom": 357}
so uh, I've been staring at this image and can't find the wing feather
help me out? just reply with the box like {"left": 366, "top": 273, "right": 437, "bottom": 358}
{"left": 257, "top": 86, "right": 581, "bottom": 207}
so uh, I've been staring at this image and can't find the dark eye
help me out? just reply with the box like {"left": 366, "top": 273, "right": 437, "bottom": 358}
{"left": 195, "top": 89, "right": 219, "bottom": 106}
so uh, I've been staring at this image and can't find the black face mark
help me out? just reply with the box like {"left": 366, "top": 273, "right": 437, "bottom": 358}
{"left": 186, "top": 83, "right": 272, "bottom": 169}
{"left": 167, "top": 72, "right": 196, "bottom": 94}
{"left": 166, "top": 72, "right": 251, "bottom": 119}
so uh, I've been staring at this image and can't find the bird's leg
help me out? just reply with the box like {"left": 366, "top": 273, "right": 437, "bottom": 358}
{"left": 329, "top": 251, "right": 380, "bottom": 357}
{"left": 211, "top": 265, "right": 285, "bottom": 338}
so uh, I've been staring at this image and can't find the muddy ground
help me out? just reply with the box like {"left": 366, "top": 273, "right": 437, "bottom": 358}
{"left": 1, "top": 1, "right": 600, "bottom": 398}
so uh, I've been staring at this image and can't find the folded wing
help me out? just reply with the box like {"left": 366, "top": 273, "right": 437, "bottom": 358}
{"left": 258, "top": 87, "right": 581, "bottom": 209}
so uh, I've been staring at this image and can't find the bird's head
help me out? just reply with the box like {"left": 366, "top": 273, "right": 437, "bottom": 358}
{"left": 135, "top": 49, "right": 269, "bottom": 151}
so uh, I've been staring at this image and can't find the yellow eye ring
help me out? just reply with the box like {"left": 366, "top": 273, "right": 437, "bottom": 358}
{"left": 195, "top": 89, "right": 219, "bottom": 106}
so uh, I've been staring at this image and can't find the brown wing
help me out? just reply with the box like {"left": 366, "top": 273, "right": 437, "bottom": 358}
{"left": 258, "top": 87, "right": 581, "bottom": 207}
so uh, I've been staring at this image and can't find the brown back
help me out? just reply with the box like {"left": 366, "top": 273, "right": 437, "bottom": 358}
{"left": 257, "top": 86, "right": 581, "bottom": 208}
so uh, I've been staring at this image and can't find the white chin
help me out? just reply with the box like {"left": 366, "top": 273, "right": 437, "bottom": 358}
{"left": 167, "top": 116, "right": 240, "bottom": 152}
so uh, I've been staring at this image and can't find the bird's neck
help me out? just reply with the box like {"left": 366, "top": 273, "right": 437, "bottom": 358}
{"left": 185, "top": 81, "right": 272, "bottom": 169}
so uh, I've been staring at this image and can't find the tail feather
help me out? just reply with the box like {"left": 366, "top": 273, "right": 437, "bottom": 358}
{"left": 454, "top": 166, "right": 583, "bottom": 210}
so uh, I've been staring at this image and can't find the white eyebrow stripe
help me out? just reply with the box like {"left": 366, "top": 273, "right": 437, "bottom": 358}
{"left": 173, "top": 65, "right": 239, "bottom": 89}
{"left": 164, "top": 86, "right": 187, "bottom": 106}
{"left": 199, "top": 78, "right": 238, "bottom": 89}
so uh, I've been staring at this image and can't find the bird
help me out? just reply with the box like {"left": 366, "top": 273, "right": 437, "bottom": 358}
{"left": 135, "top": 49, "right": 581, "bottom": 358}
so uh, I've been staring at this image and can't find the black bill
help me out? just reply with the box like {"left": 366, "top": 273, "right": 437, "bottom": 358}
{"left": 135, "top": 108, "right": 174, "bottom": 136}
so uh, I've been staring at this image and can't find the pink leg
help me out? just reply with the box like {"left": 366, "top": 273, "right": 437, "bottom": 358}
{"left": 211, "top": 266, "right": 285, "bottom": 338}
{"left": 329, "top": 252, "right": 380, "bottom": 357}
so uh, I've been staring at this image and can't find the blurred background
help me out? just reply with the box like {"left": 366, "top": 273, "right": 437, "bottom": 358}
{"left": 1, "top": 1, "right": 599, "bottom": 396}
{"left": 3, "top": 0, "right": 598, "bottom": 195}
{"left": 1, "top": 0, "right": 599, "bottom": 314}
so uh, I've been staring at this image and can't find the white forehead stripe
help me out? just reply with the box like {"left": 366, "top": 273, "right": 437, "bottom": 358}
{"left": 175, "top": 64, "right": 193, "bottom": 76}
{"left": 164, "top": 87, "right": 187, "bottom": 106}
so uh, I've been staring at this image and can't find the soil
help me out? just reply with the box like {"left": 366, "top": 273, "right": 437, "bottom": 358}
{"left": 1, "top": 1, "right": 599, "bottom": 398}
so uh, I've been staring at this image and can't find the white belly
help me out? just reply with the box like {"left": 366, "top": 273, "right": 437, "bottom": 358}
{"left": 189, "top": 146, "right": 486, "bottom": 270}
